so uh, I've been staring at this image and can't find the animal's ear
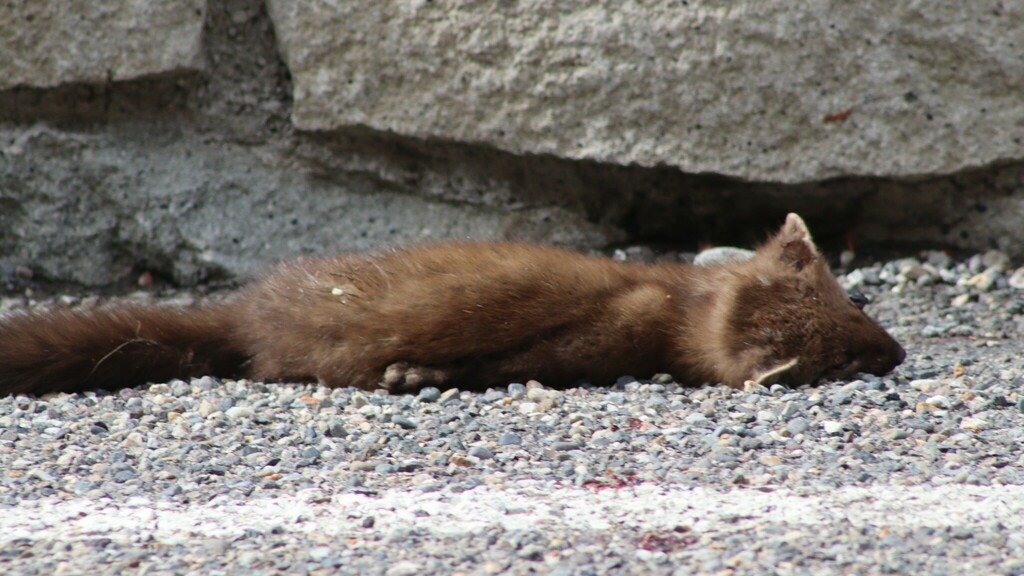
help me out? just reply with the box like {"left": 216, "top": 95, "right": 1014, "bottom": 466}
{"left": 749, "top": 357, "right": 800, "bottom": 387}
{"left": 772, "top": 213, "right": 819, "bottom": 271}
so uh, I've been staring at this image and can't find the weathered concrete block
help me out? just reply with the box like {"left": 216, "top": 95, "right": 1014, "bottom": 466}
{"left": 267, "top": 1, "right": 1024, "bottom": 182}
{"left": 0, "top": 0, "right": 206, "bottom": 89}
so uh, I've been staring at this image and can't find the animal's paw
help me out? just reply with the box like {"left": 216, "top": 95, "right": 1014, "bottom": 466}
{"left": 382, "top": 362, "right": 450, "bottom": 393}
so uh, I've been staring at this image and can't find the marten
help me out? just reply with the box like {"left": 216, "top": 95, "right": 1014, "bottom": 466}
{"left": 0, "top": 213, "right": 904, "bottom": 396}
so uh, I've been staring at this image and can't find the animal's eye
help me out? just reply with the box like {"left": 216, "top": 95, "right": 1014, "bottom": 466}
{"left": 847, "top": 289, "right": 869, "bottom": 310}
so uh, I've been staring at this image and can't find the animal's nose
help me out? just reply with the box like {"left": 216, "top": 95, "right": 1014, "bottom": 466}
{"left": 895, "top": 345, "right": 906, "bottom": 365}
{"left": 877, "top": 344, "right": 906, "bottom": 373}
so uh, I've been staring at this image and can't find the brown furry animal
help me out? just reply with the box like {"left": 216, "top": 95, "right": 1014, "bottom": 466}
{"left": 0, "top": 214, "right": 904, "bottom": 396}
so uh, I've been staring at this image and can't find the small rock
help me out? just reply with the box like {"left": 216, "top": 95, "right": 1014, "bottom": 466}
{"left": 552, "top": 441, "right": 582, "bottom": 451}
{"left": 325, "top": 419, "right": 347, "bottom": 438}
{"left": 909, "top": 379, "right": 939, "bottom": 392}
{"left": 225, "top": 406, "right": 254, "bottom": 420}
{"left": 831, "top": 392, "right": 852, "bottom": 406}
{"left": 925, "top": 250, "right": 952, "bottom": 270}
{"left": 685, "top": 413, "right": 709, "bottom": 426}
{"left": 417, "top": 387, "right": 441, "bottom": 402}
{"left": 693, "top": 247, "right": 755, "bottom": 267}
{"left": 981, "top": 250, "right": 1010, "bottom": 271}
{"left": 964, "top": 271, "right": 997, "bottom": 292}
{"left": 822, "top": 421, "right": 843, "bottom": 434}
{"left": 498, "top": 433, "right": 522, "bottom": 446}
{"left": 959, "top": 417, "right": 987, "bottom": 432}
{"left": 386, "top": 561, "right": 421, "bottom": 576}
{"left": 391, "top": 415, "right": 418, "bottom": 430}
{"left": 845, "top": 269, "right": 866, "bottom": 288}
{"left": 468, "top": 446, "right": 494, "bottom": 459}
{"left": 1008, "top": 268, "right": 1024, "bottom": 290}
{"left": 951, "top": 293, "right": 973, "bottom": 307}
{"left": 839, "top": 250, "right": 855, "bottom": 268}
{"left": 517, "top": 402, "right": 539, "bottom": 414}
{"left": 786, "top": 418, "right": 810, "bottom": 435}
{"left": 897, "top": 258, "right": 927, "bottom": 280}
{"left": 606, "top": 392, "right": 627, "bottom": 404}
{"left": 438, "top": 388, "right": 461, "bottom": 404}
{"left": 507, "top": 383, "right": 527, "bottom": 399}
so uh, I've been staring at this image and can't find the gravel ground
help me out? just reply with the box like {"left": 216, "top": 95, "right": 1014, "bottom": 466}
{"left": 1, "top": 250, "right": 1024, "bottom": 575}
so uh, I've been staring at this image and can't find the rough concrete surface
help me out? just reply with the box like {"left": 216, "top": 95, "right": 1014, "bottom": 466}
{"left": 268, "top": 0, "right": 1024, "bottom": 182}
{"left": 1, "top": 0, "right": 1023, "bottom": 287}
{"left": 0, "top": 0, "right": 206, "bottom": 90}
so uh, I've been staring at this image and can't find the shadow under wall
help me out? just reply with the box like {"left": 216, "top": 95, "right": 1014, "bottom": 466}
{"left": 304, "top": 126, "right": 1024, "bottom": 258}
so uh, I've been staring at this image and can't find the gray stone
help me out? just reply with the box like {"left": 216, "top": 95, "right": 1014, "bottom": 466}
{"left": 391, "top": 415, "right": 418, "bottom": 430}
{"left": 0, "top": 0, "right": 206, "bottom": 90}
{"left": 498, "top": 433, "right": 522, "bottom": 446}
{"left": 786, "top": 418, "right": 810, "bottom": 436}
{"left": 1009, "top": 268, "right": 1024, "bottom": 290}
{"left": 468, "top": 446, "right": 494, "bottom": 459}
{"left": 416, "top": 387, "right": 441, "bottom": 403}
{"left": 3, "top": 1, "right": 1024, "bottom": 289}
{"left": 267, "top": 1, "right": 1024, "bottom": 182}
{"left": 0, "top": 2, "right": 619, "bottom": 288}
{"left": 507, "top": 383, "right": 528, "bottom": 400}
{"left": 552, "top": 441, "right": 582, "bottom": 451}
{"left": 694, "top": 247, "right": 756, "bottom": 268}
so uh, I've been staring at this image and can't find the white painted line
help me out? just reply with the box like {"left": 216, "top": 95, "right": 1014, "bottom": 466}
{"left": 4, "top": 482, "right": 1023, "bottom": 544}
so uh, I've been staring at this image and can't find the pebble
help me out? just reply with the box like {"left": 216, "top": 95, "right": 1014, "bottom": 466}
{"left": 685, "top": 413, "right": 709, "bottom": 426}
{"left": 417, "top": 387, "right": 441, "bottom": 403}
{"left": 959, "top": 417, "right": 988, "bottom": 432}
{"left": 224, "top": 406, "right": 253, "bottom": 420}
{"left": 693, "top": 247, "right": 755, "bottom": 267}
{"left": 468, "top": 446, "right": 494, "bottom": 459}
{"left": 1009, "top": 268, "right": 1024, "bottom": 290}
{"left": 821, "top": 421, "right": 844, "bottom": 434}
{"left": 498, "top": 433, "right": 522, "bottom": 446}
{"left": 391, "top": 415, "right": 418, "bottom": 430}
{"left": 507, "top": 383, "right": 527, "bottom": 399}
{"left": 786, "top": 418, "right": 810, "bottom": 435}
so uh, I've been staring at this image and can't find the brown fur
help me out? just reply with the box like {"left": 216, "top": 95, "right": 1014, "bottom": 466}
{"left": 0, "top": 214, "right": 904, "bottom": 396}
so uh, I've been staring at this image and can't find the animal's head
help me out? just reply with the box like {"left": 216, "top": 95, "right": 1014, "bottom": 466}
{"left": 714, "top": 213, "right": 905, "bottom": 387}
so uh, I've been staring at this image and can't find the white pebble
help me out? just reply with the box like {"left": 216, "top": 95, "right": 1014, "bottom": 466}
{"left": 910, "top": 379, "right": 939, "bottom": 392}
{"left": 822, "top": 421, "right": 843, "bottom": 434}
{"left": 951, "top": 293, "right": 972, "bottom": 307}
{"left": 844, "top": 269, "right": 865, "bottom": 288}
{"left": 693, "top": 247, "right": 755, "bottom": 267}
{"left": 1008, "top": 267, "right": 1024, "bottom": 290}
{"left": 517, "top": 402, "right": 539, "bottom": 414}
{"left": 982, "top": 250, "right": 1010, "bottom": 271}
{"left": 685, "top": 412, "right": 709, "bottom": 425}
{"left": 225, "top": 406, "right": 254, "bottom": 420}
{"left": 959, "top": 417, "right": 988, "bottom": 432}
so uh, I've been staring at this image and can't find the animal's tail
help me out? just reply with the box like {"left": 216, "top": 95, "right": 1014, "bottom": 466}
{"left": 0, "top": 302, "right": 250, "bottom": 396}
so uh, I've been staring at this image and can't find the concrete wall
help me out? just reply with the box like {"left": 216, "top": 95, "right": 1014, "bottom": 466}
{"left": 1, "top": 0, "right": 1022, "bottom": 286}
